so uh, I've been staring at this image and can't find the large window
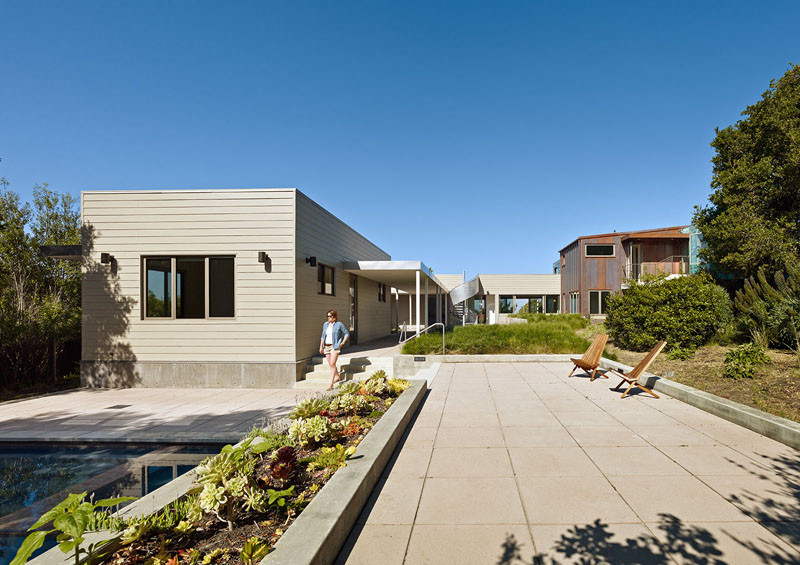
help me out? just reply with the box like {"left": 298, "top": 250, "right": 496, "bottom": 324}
{"left": 570, "top": 292, "right": 579, "bottom": 314}
{"left": 589, "top": 290, "right": 611, "bottom": 315}
{"left": 143, "top": 256, "right": 235, "bottom": 319}
{"left": 585, "top": 244, "right": 615, "bottom": 257}
{"left": 318, "top": 264, "right": 335, "bottom": 295}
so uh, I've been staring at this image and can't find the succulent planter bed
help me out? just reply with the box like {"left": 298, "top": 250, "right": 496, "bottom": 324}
{"left": 18, "top": 373, "right": 416, "bottom": 565}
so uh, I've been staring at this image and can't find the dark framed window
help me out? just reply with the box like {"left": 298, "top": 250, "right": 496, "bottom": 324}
{"left": 318, "top": 264, "right": 335, "bottom": 295}
{"left": 143, "top": 256, "right": 235, "bottom": 319}
{"left": 378, "top": 283, "right": 387, "bottom": 302}
{"left": 585, "top": 244, "right": 615, "bottom": 257}
{"left": 589, "top": 290, "right": 611, "bottom": 315}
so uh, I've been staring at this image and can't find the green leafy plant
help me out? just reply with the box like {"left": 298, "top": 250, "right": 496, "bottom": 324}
{"left": 724, "top": 343, "right": 771, "bottom": 379}
{"left": 605, "top": 273, "right": 732, "bottom": 355}
{"left": 240, "top": 536, "right": 270, "bottom": 565}
{"left": 266, "top": 486, "right": 295, "bottom": 507}
{"left": 289, "top": 396, "right": 330, "bottom": 420}
{"left": 12, "top": 492, "right": 135, "bottom": 565}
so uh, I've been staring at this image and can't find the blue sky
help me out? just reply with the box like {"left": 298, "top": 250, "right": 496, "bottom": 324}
{"left": 2, "top": 1, "right": 799, "bottom": 277}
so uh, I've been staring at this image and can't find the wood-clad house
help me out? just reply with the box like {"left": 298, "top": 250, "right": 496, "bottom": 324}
{"left": 80, "top": 188, "right": 437, "bottom": 388}
{"left": 558, "top": 226, "right": 696, "bottom": 317}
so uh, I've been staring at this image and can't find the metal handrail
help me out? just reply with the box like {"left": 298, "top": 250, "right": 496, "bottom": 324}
{"left": 398, "top": 322, "right": 446, "bottom": 355}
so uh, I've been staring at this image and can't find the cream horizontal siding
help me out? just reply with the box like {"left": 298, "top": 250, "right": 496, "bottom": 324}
{"left": 82, "top": 189, "right": 296, "bottom": 363}
{"left": 478, "top": 274, "right": 562, "bottom": 295}
{"left": 295, "top": 191, "right": 390, "bottom": 360}
{"left": 356, "top": 276, "right": 391, "bottom": 343}
{"left": 436, "top": 274, "right": 465, "bottom": 292}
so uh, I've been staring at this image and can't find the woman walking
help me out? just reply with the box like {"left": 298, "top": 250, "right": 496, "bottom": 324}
{"left": 320, "top": 309, "right": 349, "bottom": 390}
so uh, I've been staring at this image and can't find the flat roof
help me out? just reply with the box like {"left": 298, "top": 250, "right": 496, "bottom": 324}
{"left": 343, "top": 260, "right": 447, "bottom": 293}
{"left": 558, "top": 225, "right": 690, "bottom": 253}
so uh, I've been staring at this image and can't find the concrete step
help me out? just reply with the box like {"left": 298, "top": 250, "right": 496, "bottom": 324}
{"left": 294, "top": 372, "right": 358, "bottom": 389}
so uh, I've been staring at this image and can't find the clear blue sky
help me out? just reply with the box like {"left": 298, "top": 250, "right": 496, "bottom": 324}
{"left": 2, "top": 1, "right": 799, "bottom": 277}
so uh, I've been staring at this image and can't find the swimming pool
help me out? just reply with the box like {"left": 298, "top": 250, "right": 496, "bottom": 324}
{"left": 0, "top": 443, "right": 221, "bottom": 564}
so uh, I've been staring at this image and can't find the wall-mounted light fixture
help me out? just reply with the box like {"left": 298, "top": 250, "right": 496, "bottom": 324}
{"left": 100, "top": 253, "right": 114, "bottom": 264}
{"left": 258, "top": 252, "right": 272, "bottom": 273}
{"left": 305, "top": 256, "right": 317, "bottom": 267}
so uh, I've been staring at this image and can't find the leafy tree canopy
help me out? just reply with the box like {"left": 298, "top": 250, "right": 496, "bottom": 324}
{"left": 694, "top": 64, "right": 800, "bottom": 279}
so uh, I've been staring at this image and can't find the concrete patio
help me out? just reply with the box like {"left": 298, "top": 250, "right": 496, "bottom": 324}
{"left": 0, "top": 387, "right": 311, "bottom": 443}
{"left": 338, "top": 362, "right": 800, "bottom": 564}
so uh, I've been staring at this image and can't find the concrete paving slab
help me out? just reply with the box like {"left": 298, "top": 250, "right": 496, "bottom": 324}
{"left": 415, "top": 478, "right": 526, "bottom": 524}
{"left": 404, "top": 524, "right": 534, "bottom": 565}
{"left": 336, "top": 524, "right": 411, "bottom": 565}
{"left": 0, "top": 387, "right": 306, "bottom": 443}
{"left": 518, "top": 477, "right": 639, "bottom": 524}
{"left": 340, "top": 362, "right": 800, "bottom": 564}
{"left": 530, "top": 523, "right": 663, "bottom": 565}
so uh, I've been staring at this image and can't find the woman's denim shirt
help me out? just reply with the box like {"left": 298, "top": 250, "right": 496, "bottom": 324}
{"left": 321, "top": 321, "right": 349, "bottom": 349}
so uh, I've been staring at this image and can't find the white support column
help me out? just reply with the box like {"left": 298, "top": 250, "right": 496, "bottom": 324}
{"left": 542, "top": 294, "right": 546, "bottom": 314}
{"left": 408, "top": 292, "right": 412, "bottom": 328}
{"left": 425, "top": 278, "right": 429, "bottom": 329}
{"left": 415, "top": 270, "right": 421, "bottom": 333}
{"left": 435, "top": 286, "right": 440, "bottom": 323}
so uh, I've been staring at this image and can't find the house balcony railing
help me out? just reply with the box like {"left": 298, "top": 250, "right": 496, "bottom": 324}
{"left": 623, "top": 255, "right": 690, "bottom": 283}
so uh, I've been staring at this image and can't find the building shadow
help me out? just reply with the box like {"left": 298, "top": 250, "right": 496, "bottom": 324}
{"left": 81, "top": 222, "right": 139, "bottom": 387}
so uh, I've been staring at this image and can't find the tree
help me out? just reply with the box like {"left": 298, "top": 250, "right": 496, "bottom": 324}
{"left": 735, "top": 263, "right": 800, "bottom": 365}
{"left": 693, "top": 64, "right": 800, "bottom": 280}
{"left": 0, "top": 179, "right": 81, "bottom": 391}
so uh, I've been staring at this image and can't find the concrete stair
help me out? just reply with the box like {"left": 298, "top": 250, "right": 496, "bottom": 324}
{"left": 295, "top": 355, "right": 394, "bottom": 389}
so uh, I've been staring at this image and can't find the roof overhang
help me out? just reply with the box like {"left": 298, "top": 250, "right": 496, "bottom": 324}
{"left": 40, "top": 245, "right": 82, "bottom": 260}
{"left": 343, "top": 260, "right": 446, "bottom": 294}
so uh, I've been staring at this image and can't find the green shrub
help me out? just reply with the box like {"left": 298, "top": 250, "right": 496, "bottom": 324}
{"left": 604, "top": 274, "right": 732, "bottom": 354}
{"left": 723, "top": 343, "right": 771, "bottom": 379}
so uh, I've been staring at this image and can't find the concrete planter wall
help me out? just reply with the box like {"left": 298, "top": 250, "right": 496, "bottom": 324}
{"left": 30, "top": 380, "right": 427, "bottom": 565}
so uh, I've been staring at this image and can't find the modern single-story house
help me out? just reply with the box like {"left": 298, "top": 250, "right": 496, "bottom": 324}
{"left": 80, "top": 188, "right": 560, "bottom": 389}
{"left": 558, "top": 225, "right": 703, "bottom": 317}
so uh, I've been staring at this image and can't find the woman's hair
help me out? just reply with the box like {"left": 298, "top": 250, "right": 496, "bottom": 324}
{"left": 327, "top": 309, "right": 338, "bottom": 321}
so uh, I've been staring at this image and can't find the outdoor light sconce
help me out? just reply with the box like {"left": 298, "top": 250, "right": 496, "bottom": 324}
{"left": 258, "top": 252, "right": 272, "bottom": 273}
{"left": 305, "top": 256, "right": 317, "bottom": 267}
{"left": 100, "top": 253, "right": 114, "bottom": 264}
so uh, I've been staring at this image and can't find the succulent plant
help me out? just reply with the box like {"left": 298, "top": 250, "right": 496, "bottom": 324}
{"left": 387, "top": 378, "right": 411, "bottom": 396}
{"left": 337, "top": 381, "right": 362, "bottom": 395}
{"left": 288, "top": 415, "right": 334, "bottom": 446}
{"left": 289, "top": 396, "right": 330, "bottom": 420}
{"left": 363, "top": 375, "right": 386, "bottom": 394}
{"left": 199, "top": 484, "right": 228, "bottom": 513}
{"left": 330, "top": 393, "right": 368, "bottom": 414}
{"left": 270, "top": 446, "right": 298, "bottom": 481}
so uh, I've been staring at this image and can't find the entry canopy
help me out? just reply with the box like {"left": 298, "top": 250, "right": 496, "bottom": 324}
{"left": 343, "top": 260, "right": 447, "bottom": 294}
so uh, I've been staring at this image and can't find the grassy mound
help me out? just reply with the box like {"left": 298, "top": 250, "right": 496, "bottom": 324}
{"left": 402, "top": 316, "right": 593, "bottom": 355}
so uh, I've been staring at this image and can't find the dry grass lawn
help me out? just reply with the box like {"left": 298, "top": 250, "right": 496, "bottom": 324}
{"left": 579, "top": 325, "right": 800, "bottom": 424}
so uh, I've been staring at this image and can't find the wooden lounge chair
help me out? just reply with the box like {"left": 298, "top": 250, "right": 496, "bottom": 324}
{"left": 606, "top": 341, "right": 667, "bottom": 398}
{"left": 568, "top": 334, "right": 609, "bottom": 381}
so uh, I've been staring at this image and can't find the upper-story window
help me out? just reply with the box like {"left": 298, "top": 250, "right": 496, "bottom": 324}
{"left": 585, "top": 244, "right": 615, "bottom": 257}
{"left": 144, "top": 256, "right": 235, "bottom": 319}
{"left": 318, "top": 264, "right": 335, "bottom": 295}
